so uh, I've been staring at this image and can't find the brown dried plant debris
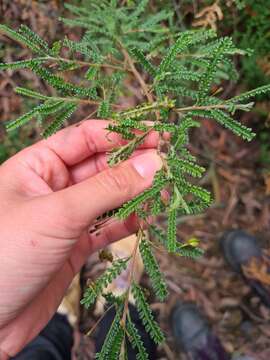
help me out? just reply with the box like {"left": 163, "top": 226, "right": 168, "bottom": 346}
{"left": 243, "top": 253, "right": 270, "bottom": 287}
{"left": 192, "top": 1, "right": 223, "bottom": 31}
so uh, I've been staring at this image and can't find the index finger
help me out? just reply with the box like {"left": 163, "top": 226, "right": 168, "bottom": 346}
{"left": 37, "top": 120, "right": 161, "bottom": 166}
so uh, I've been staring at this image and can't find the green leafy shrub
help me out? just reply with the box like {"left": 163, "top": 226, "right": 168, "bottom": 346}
{"left": 1, "top": 0, "right": 270, "bottom": 358}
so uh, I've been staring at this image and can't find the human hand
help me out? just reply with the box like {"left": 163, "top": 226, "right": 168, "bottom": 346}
{"left": 0, "top": 120, "right": 162, "bottom": 358}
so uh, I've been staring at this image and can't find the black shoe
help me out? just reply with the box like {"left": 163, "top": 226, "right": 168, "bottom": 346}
{"left": 94, "top": 303, "right": 157, "bottom": 360}
{"left": 170, "top": 302, "right": 230, "bottom": 360}
{"left": 220, "top": 230, "right": 270, "bottom": 307}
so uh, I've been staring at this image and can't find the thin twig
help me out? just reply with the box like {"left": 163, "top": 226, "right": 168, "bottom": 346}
{"left": 174, "top": 103, "right": 233, "bottom": 112}
{"left": 119, "top": 44, "right": 154, "bottom": 104}
{"left": 121, "top": 229, "right": 142, "bottom": 327}
{"left": 86, "top": 304, "right": 115, "bottom": 336}
{"left": 47, "top": 55, "right": 130, "bottom": 72}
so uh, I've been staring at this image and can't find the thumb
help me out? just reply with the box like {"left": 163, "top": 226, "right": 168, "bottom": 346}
{"left": 47, "top": 151, "right": 162, "bottom": 231}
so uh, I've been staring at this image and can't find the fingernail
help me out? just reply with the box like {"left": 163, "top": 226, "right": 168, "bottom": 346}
{"left": 131, "top": 152, "right": 163, "bottom": 179}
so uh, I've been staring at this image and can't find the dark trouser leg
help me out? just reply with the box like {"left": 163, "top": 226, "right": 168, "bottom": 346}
{"left": 12, "top": 313, "right": 73, "bottom": 360}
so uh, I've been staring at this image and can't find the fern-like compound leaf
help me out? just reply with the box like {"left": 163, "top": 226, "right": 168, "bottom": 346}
{"left": 98, "top": 100, "right": 111, "bottom": 118}
{"left": 108, "top": 132, "right": 148, "bottom": 166}
{"left": 176, "top": 245, "right": 204, "bottom": 259}
{"left": 18, "top": 25, "right": 49, "bottom": 54}
{"left": 30, "top": 63, "right": 98, "bottom": 99}
{"left": 129, "top": 0, "right": 149, "bottom": 23}
{"left": 116, "top": 172, "right": 168, "bottom": 219}
{"left": 85, "top": 66, "right": 98, "bottom": 80}
{"left": 5, "top": 101, "right": 65, "bottom": 132}
{"left": 149, "top": 225, "right": 204, "bottom": 260}
{"left": 15, "top": 87, "right": 51, "bottom": 101}
{"left": 198, "top": 37, "right": 234, "bottom": 101}
{"left": 95, "top": 305, "right": 124, "bottom": 360}
{"left": 43, "top": 103, "right": 77, "bottom": 138}
{"left": 5, "top": 108, "right": 38, "bottom": 132}
{"left": 139, "top": 237, "right": 168, "bottom": 301}
{"left": 126, "top": 316, "right": 149, "bottom": 360}
{"left": 210, "top": 110, "right": 255, "bottom": 141}
{"left": 130, "top": 48, "right": 157, "bottom": 77}
{"left": 228, "top": 84, "right": 270, "bottom": 103}
{"left": 169, "top": 157, "right": 205, "bottom": 178}
{"left": 132, "top": 283, "right": 165, "bottom": 344}
{"left": 106, "top": 326, "right": 125, "bottom": 360}
{"left": 0, "top": 25, "right": 41, "bottom": 53}
{"left": 0, "top": 58, "right": 46, "bottom": 71}
{"left": 157, "top": 32, "right": 193, "bottom": 76}
{"left": 81, "top": 258, "right": 129, "bottom": 308}
{"left": 36, "top": 101, "right": 67, "bottom": 115}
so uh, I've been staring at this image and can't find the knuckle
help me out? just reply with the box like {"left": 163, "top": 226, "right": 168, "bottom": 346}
{"left": 99, "top": 166, "right": 135, "bottom": 198}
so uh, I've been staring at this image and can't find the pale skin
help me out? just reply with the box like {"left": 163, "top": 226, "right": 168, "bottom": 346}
{"left": 0, "top": 120, "right": 163, "bottom": 359}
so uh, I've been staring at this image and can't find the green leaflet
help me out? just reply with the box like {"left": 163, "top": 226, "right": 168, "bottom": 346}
{"left": 139, "top": 237, "right": 168, "bottom": 301}
{"left": 130, "top": 48, "right": 157, "bottom": 77}
{"left": 157, "top": 32, "right": 194, "bottom": 76}
{"left": 5, "top": 108, "right": 38, "bottom": 132}
{"left": 37, "top": 101, "right": 67, "bottom": 115}
{"left": 95, "top": 305, "right": 124, "bottom": 360}
{"left": 64, "top": 37, "right": 95, "bottom": 59}
{"left": 15, "top": 87, "right": 51, "bottom": 101}
{"left": 176, "top": 246, "right": 204, "bottom": 259}
{"left": 30, "top": 63, "right": 98, "bottom": 99}
{"left": 129, "top": 0, "right": 149, "bottom": 20}
{"left": 5, "top": 101, "right": 65, "bottom": 132}
{"left": 19, "top": 25, "right": 49, "bottom": 54}
{"left": 169, "top": 158, "right": 205, "bottom": 178}
{"left": 176, "top": 179, "right": 211, "bottom": 205}
{"left": 108, "top": 132, "right": 148, "bottom": 166}
{"left": 116, "top": 173, "right": 168, "bottom": 219}
{"left": 149, "top": 225, "right": 204, "bottom": 260}
{"left": 50, "top": 41, "right": 62, "bottom": 57}
{"left": 156, "top": 29, "right": 216, "bottom": 79}
{"left": 81, "top": 258, "right": 129, "bottom": 308}
{"left": 42, "top": 103, "right": 77, "bottom": 138}
{"left": 126, "top": 315, "right": 149, "bottom": 360}
{"left": 85, "top": 66, "right": 98, "bottom": 80}
{"left": 0, "top": 58, "right": 46, "bottom": 71}
{"left": 0, "top": 25, "right": 41, "bottom": 53}
{"left": 98, "top": 100, "right": 111, "bottom": 118}
{"left": 209, "top": 110, "right": 255, "bottom": 141}
{"left": 198, "top": 37, "right": 234, "bottom": 101}
{"left": 132, "top": 283, "right": 165, "bottom": 344}
{"left": 227, "top": 84, "right": 270, "bottom": 103}
{"left": 153, "top": 122, "right": 177, "bottom": 133}
{"left": 150, "top": 194, "right": 165, "bottom": 216}
{"left": 108, "top": 327, "right": 125, "bottom": 360}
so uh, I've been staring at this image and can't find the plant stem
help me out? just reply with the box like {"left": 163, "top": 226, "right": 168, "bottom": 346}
{"left": 174, "top": 102, "right": 251, "bottom": 113}
{"left": 119, "top": 44, "right": 154, "bottom": 104}
{"left": 121, "top": 228, "right": 143, "bottom": 327}
{"left": 86, "top": 303, "right": 115, "bottom": 336}
{"left": 46, "top": 55, "right": 130, "bottom": 72}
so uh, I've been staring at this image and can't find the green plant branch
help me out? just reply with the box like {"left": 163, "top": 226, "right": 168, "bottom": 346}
{"left": 1, "top": 9, "right": 268, "bottom": 357}
{"left": 119, "top": 42, "right": 154, "bottom": 104}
